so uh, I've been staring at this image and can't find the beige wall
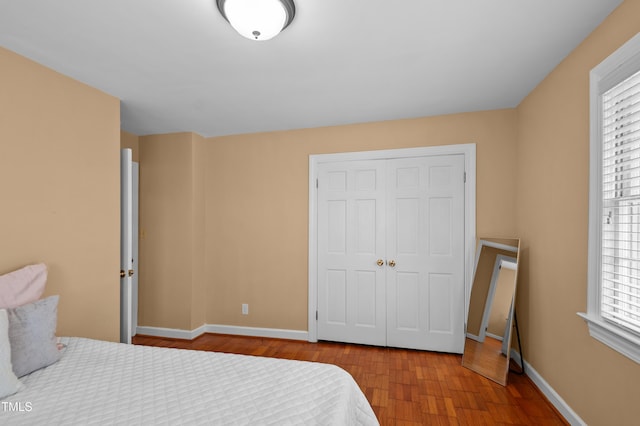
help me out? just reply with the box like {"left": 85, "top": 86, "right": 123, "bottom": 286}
{"left": 120, "top": 130, "right": 139, "bottom": 162}
{"left": 191, "top": 133, "right": 206, "bottom": 329}
{"left": 515, "top": 1, "right": 640, "bottom": 424}
{"left": 138, "top": 112, "right": 519, "bottom": 332}
{"left": 138, "top": 132, "right": 205, "bottom": 330}
{"left": 204, "top": 110, "right": 518, "bottom": 330}
{"left": 0, "top": 47, "right": 120, "bottom": 341}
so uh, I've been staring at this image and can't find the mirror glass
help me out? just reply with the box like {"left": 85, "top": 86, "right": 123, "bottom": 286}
{"left": 462, "top": 238, "right": 520, "bottom": 385}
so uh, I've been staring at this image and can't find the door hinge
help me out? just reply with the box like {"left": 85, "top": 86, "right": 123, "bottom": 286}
{"left": 316, "top": 310, "right": 318, "bottom": 321}
{"left": 463, "top": 172, "right": 467, "bottom": 183}
{"left": 316, "top": 178, "right": 318, "bottom": 189}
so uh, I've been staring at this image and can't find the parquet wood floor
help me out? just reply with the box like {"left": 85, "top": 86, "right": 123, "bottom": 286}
{"left": 132, "top": 333, "right": 567, "bottom": 425}
{"left": 461, "top": 337, "right": 510, "bottom": 385}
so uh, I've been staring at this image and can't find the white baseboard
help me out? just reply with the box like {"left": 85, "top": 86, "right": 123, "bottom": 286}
{"left": 486, "top": 332, "right": 504, "bottom": 342}
{"left": 136, "top": 324, "right": 308, "bottom": 342}
{"left": 466, "top": 332, "right": 482, "bottom": 341}
{"left": 510, "top": 350, "right": 585, "bottom": 426}
{"left": 205, "top": 324, "right": 308, "bottom": 341}
{"left": 135, "top": 325, "right": 206, "bottom": 340}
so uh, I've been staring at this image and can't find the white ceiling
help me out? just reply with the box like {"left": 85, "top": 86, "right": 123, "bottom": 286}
{"left": 0, "top": 0, "right": 623, "bottom": 137}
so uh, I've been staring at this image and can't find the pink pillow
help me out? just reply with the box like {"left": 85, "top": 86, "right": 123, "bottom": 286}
{"left": 0, "top": 264, "right": 47, "bottom": 309}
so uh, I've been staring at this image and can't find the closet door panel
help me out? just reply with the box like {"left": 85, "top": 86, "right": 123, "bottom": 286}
{"left": 386, "top": 155, "right": 465, "bottom": 353}
{"left": 317, "top": 160, "right": 387, "bottom": 346}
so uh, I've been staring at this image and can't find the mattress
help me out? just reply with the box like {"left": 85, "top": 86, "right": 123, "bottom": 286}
{"left": 1, "top": 337, "right": 379, "bottom": 425}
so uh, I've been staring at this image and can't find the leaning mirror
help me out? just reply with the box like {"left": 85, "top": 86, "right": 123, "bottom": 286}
{"left": 462, "top": 238, "right": 520, "bottom": 385}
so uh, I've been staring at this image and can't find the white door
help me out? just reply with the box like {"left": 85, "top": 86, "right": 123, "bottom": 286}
{"left": 317, "top": 155, "right": 466, "bottom": 353}
{"left": 317, "top": 160, "right": 387, "bottom": 346}
{"left": 120, "top": 149, "right": 133, "bottom": 344}
{"left": 386, "top": 155, "right": 465, "bottom": 352}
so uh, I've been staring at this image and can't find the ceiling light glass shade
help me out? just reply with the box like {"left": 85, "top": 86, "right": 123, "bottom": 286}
{"left": 217, "top": 0, "right": 295, "bottom": 41}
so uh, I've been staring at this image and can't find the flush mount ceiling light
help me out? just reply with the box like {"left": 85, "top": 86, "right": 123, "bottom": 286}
{"left": 217, "top": 0, "right": 295, "bottom": 41}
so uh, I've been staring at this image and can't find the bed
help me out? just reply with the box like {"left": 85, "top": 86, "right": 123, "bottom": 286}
{"left": 0, "top": 265, "right": 378, "bottom": 425}
{"left": 1, "top": 337, "right": 379, "bottom": 425}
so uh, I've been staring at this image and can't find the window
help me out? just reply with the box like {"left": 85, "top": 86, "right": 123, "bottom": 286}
{"left": 581, "top": 32, "right": 640, "bottom": 364}
{"left": 601, "top": 69, "right": 640, "bottom": 334}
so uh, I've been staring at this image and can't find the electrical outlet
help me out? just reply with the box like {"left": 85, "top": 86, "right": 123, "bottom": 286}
{"left": 242, "top": 304, "right": 249, "bottom": 315}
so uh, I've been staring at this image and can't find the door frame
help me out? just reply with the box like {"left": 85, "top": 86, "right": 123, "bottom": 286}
{"left": 131, "top": 161, "right": 139, "bottom": 338}
{"left": 308, "top": 144, "right": 476, "bottom": 342}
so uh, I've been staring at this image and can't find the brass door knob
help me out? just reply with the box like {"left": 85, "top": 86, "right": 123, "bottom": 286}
{"left": 388, "top": 260, "right": 396, "bottom": 268}
{"left": 120, "top": 270, "right": 126, "bottom": 278}
{"left": 128, "top": 269, "right": 135, "bottom": 277}
{"left": 376, "top": 259, "right": 384, "bottom": 267}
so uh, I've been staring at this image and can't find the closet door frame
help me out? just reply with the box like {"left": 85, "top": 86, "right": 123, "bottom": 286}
{"left": 308, "top": 144, "right": 477, "bottom": 343}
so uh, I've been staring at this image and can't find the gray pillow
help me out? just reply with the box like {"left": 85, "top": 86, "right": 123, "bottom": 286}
{"left": 7, "top": 295, "right": 61, "bottom": 377}
{"left": 0, "top": 309, "right": 23, "bottom": 398}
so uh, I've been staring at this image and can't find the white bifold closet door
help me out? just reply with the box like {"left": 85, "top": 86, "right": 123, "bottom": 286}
{"left": 317, "top": 155, "right": 465, "bottom": 353}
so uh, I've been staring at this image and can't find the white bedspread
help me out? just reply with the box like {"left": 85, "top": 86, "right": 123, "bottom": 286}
{"left": 0, "top": 337, "right": 379, "bottom": 425}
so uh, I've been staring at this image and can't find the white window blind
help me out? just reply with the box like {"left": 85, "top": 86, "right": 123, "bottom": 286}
{"left": 601, "top": 68, "right": 640, "bottom": 335}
